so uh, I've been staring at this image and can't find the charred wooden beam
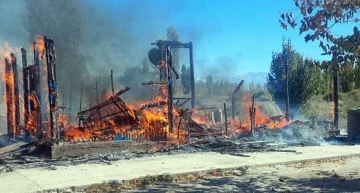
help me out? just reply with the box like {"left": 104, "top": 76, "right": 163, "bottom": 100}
{"left": 150, "top": 40, "right": 195, "bottom": 108}
{"left": 78, "top": 87, "right": 130, "bottom": 115}
{"left": 232, "top": 80, "right": 244, "bottom": 120}
{"left": 224, "top": 103, "right": 228, "bottom": 136}
{"left": 110, "top": 69, "right": 115, "bottom": 96}
{"left": 21, "top": 48, "right": 30, "bottom": 137}
{"left": 171, "top": 67, "right": 179, "bottom": 79}
{"left": 33, "top": 42, "right": 42, "bottom": 138}
{"left": 189, "top": 42, "right": 195, "bottom": 108}
{"left": 176, "top": 98, "right": 191, "bottom": 107}
{"left": 166, "top": 46, "right": 174, "bottom": 133}
{"left": 69, "top": 83, "right": 73, "bottom": 124}
{"left": 5, "top": 58, "right": 14, "bottom": 137}
{"left": 10, "top": 53, "right": 20, "bottom": 134}
{"left": 44, "top": 37, "right": 58, "bottom": 139}
{"left": 114, "top": 87, "right": 130, "bottom": 97}
{"left": 249, "top": 94, "right": 256, "bottom": 136}
{"left": 22, "top": 48, "right": 30, "bottom": 137}
{"left": 140, "top": 101, "right": 167, "bottom": 110}
{"left": 141, "top": 81, "right": 166, "bottom": 85}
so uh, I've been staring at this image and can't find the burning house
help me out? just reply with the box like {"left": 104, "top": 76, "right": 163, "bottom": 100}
{"left": 0, "top": 35, "right": 348, "bottom": 159}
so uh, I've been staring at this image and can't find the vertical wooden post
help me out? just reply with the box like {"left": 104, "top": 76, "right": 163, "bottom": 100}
{"left": 224, "top": 103, "right": 228, "bottom": 136}
{"left": 5, "top": 58, "right": 14, "bottom": 137}
{"left": 285, "top": 39, "right": 291, "bottom": 122}
{"left": 110, "top": 69, "right": 115, "bottom": 96}
{"left": 10, "top": 53, "right": 20, "bottom": 135}
{"left": 189, "top": 42, "right": 195, "bottom": 108}
{"left": 21, "top": 48, "right": 30, "bottom": 137}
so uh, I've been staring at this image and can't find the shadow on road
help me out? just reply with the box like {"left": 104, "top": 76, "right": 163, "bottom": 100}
{"left": 129, "top": 174, "right": 360, "bottom": 193}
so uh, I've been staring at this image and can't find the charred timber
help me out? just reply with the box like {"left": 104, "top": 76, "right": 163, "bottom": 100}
{"left": 232, "top": 80, "right": 244, "bottom": 120}
{"left": 5, "top": 58, "right": 14, "bottom": 137}
{"left": 69, "top": 83, "right": 73, "bottom": 124}
{"left": 224, "top": 103, "right": 228, "bottom": 136}
{"left": 22, "top": 48, "right": 30, "bottom": 137}
{"left": 44, "top": 37, "right": 58, "bottom": 139}
{"left": 11, "top": 53, "right": 20, "bottom": 134}
{"left": 249, "top": 94, "right": 256, "bottom": 136}
{"left": 110, "top": 69, "right": 115, "bottom": 96}
{"left": 151, "top": 40, "right": 189, "bottom": 48}
{"left": 150, "top": 40, "right": 195, "bottom": 108}
{"left": 166, "top": 46, "right": 174, "bottom": 133}
{"left": 175, "top": 97, "right": 191, "bottom": 107}
{"left": 172, "top": 67, "right": 180, "bottom": 79}
{"left": 115, "top": 87, "right": 130, "bottom": 97}
{"left": 141, "top": 81, "right": 166, "bottom": 85}
{"left": 78, "top": 87, "right": 130, "bottom": 115}
{"left": 33, "top": 42, "right": 42, "bottom": 138}
{"left": 189, "top": 42, "right": 195, "bottom": 108}
{"left": 140, "top": 101, "right": 167, "bottom": 110}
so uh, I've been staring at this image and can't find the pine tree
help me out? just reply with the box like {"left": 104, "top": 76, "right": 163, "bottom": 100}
{"left": 340, "top": 63, "right": 355, "bottom": 92}
{"left": 206, "top": 75, "right": 213, "bottom": 95}
{"left": 355, "top": 62, "right": 360, "bottom": 89}
{"left": 267, "top": 38, "right": 307, "bottom": 105}
{"left": 180, "top": 64, "right": 191, "bottom": 94}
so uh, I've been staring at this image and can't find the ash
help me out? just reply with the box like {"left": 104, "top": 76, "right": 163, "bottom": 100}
{"left": 0, "top": 120, "right": 348, "bottom": 174}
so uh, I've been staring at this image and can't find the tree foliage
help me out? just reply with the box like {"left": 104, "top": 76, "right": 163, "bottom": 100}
{"left": 267, "top": 38, "right": 323, "bottom": 105}
{"left": 280, "top": 0, "right": 360, "bottom": 64}
{"left": 180, "top": 64, "right": 191, "bottom": 94}
{"left": 206, "top": 75, "right": 213, "bottom": 95}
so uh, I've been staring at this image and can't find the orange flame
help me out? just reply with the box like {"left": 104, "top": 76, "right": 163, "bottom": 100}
{"left": 34, "top": 35, "right": 45, "bottom": 58}
{"left": 63, "top": 81, "right": 187, "bottom": 143}
{"left": 228, "top": 93, "right": 291, "bottom": 134}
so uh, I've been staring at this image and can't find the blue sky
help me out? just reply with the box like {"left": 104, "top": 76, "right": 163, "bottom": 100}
{"left": 89, "top": 0, "right": 354, "bottom": 77}
{"left": 167, "top": 0, "right": 354, "bottom": 74}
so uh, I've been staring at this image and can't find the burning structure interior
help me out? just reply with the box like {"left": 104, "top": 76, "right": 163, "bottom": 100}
{"left": 2, "top": 35, "right": 353, "bottom": 158}
{"left": 3, "top": 37, "right": 201, "bottom": 146}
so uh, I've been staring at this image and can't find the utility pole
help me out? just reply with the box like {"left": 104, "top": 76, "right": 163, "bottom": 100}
{"left": 285, "top": 39, "right": 290, "bottom": 121}
{"left": 332, "top": 55, "right": 339, "bottom": 131}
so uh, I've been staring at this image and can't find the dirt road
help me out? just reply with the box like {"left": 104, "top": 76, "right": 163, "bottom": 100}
{"left": 130, "top": 157, "right": 360, "bottom": 193}
{"left": 1, "top": 145, "right": 360, "bottom": 193}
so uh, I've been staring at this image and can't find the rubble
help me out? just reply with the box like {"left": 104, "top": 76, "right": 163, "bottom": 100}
{"left": 0, "top": 37, "right": 352, "bottom": 188}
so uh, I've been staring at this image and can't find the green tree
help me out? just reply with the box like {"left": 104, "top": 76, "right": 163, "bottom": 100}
{"left": 180, "top": 64, "right": 191, "bottom": 94}
{"left": 302, "top": 59, "right": 323, "bottom": 101}
{"left": 206, "top": 75, "right": 213, "bottom": 95}
{"left": 355, "top": 62, "right": 360, "bottom": 89}
{"left": 280, "top": 0, "right": 360, "bottom": 64}
{"left": 267, "top": 38, "right": 307, "bottom": 105}
{"left": 340, "top": 63, "right": 355, "bottom": 92}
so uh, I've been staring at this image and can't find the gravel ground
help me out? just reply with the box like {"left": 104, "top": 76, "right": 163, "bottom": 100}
{"left": 127, "top": 157, "right": 360, "bottom": 193}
